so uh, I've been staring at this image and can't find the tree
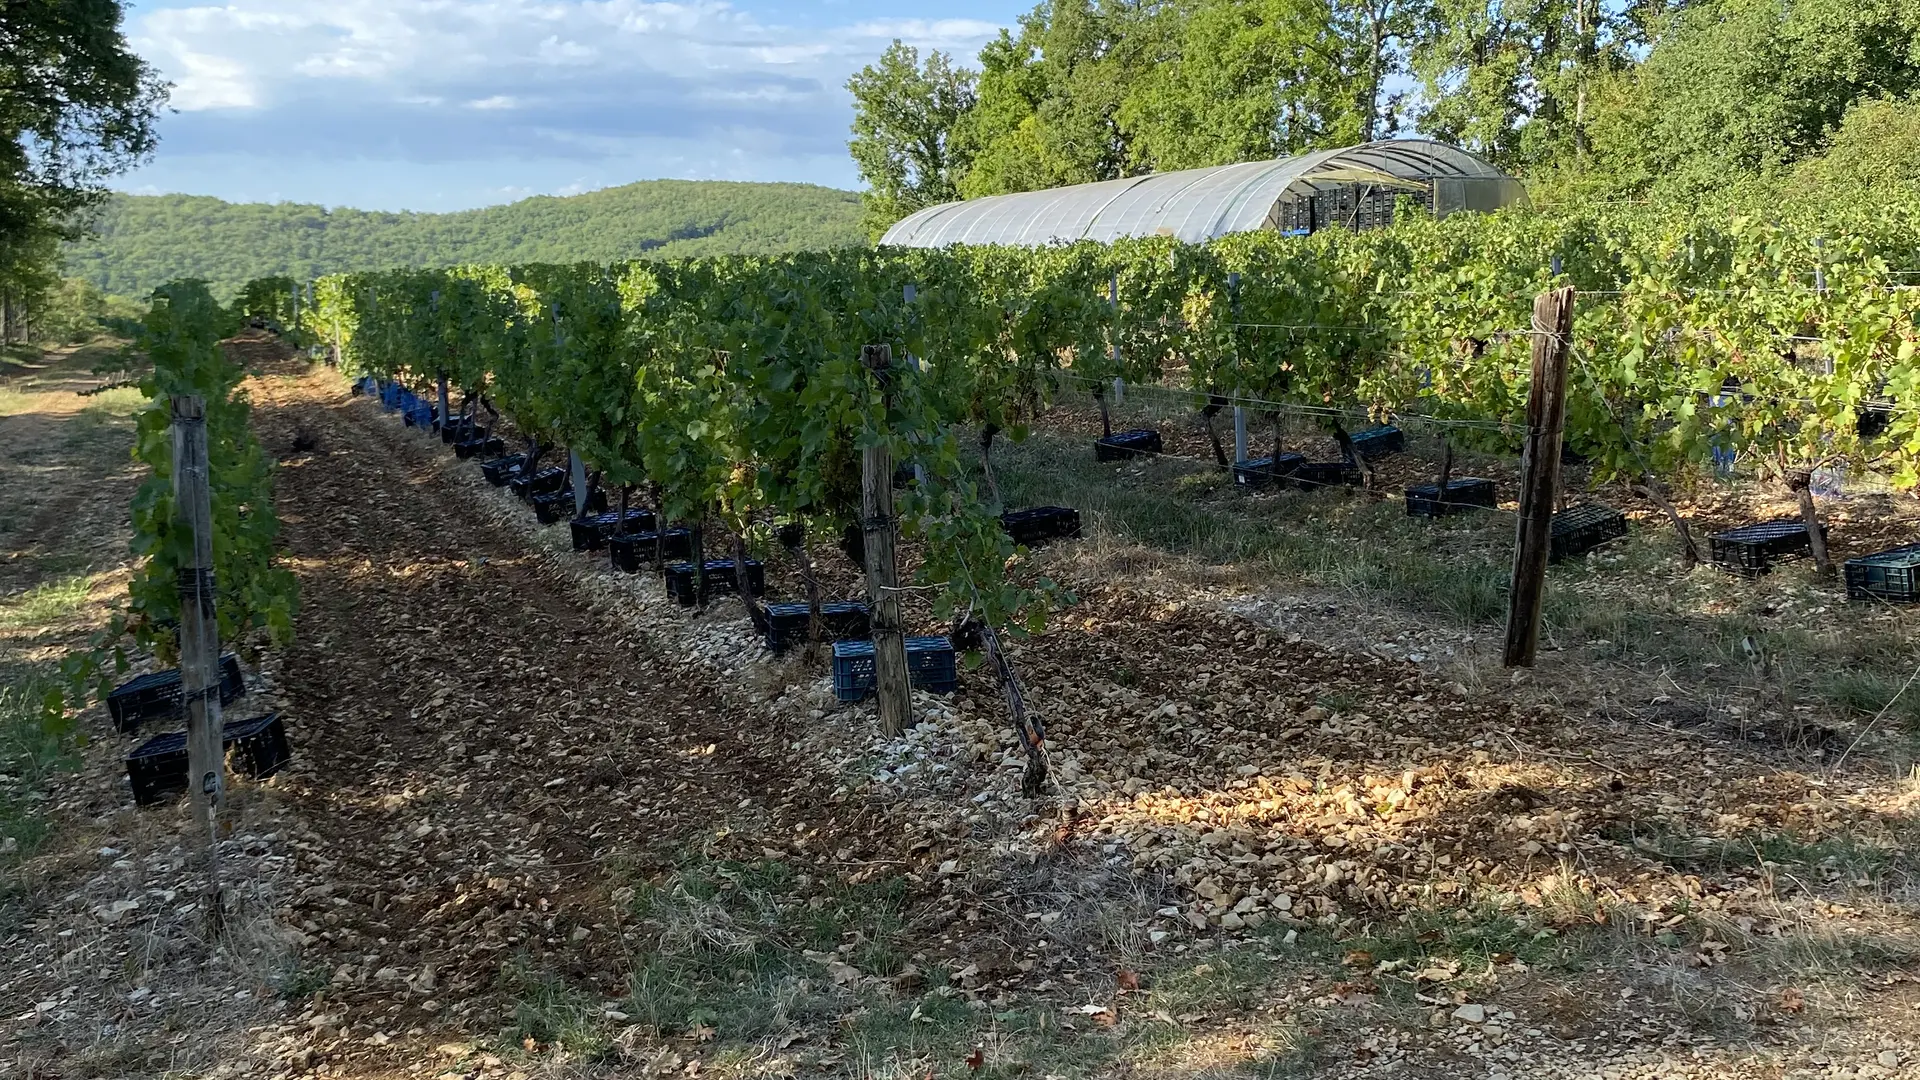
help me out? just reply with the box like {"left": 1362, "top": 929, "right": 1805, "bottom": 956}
{"left": 1412, "top": 0, "right": 1634, "bottom": 171}
{"left": 0, "top": 0, "right": 167, "bottom": 244}
{"left": 847, "top": 41, "right": 978, "bottom": 239}
{"left": 1119, "top": 0, "right": 1376, "bottom": 171}
{"left": 1617, "top": 0, "right": 1920, "bottom": 196}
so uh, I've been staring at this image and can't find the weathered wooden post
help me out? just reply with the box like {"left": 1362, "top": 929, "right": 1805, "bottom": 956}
{"left": 171, "top": 395, "right": 226, "bottom": 912}
{"left": 1503, "top": 286, "right": 1575, "bottom": 667}
{"left": 860, "top": 344, "right": 912, "bottom": 737}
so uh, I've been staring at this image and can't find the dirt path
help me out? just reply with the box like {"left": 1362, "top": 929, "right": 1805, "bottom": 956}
{"left": 243, "top": 363, "right": 860, "bottom": 1053}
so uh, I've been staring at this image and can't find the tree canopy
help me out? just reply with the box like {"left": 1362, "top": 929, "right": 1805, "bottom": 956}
{"left": 846, "top": 0, "right": 1920, "bottom": 225}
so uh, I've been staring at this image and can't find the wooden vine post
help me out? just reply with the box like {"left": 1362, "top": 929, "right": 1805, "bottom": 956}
{"left": 171, "top": 395, "right": 227, "bottom": 910}
{"left": 1504, "top": 286, "right": 1575, "bottom": 667}
{"left": 860, "top": 344, "right": 912, "bottom": 737}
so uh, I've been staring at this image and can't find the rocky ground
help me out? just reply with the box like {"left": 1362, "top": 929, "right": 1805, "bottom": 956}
{"left": 3, "top": 338, "right": 1918, "bottom": 1079}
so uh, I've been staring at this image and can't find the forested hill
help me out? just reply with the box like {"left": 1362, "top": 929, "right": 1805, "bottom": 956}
{"left": 64, "top": 179, "right": 867, "bottom": 298}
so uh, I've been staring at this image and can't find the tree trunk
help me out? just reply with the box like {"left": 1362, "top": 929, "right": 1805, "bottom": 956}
{"left": 1435, "top": 441, "right": 1454, "bottom": 505}
{"left": 1095, "top": 387, "right": 1112, "bottom": 439}
{"left": 797, "top": 539, "right": 824, "bottom": 650}
{"left": 734, "top": 529, "right": 762, "bottom": 627}
{"left": 1633, "top": 478, "right": 1700, "bottom": 569}
{"left": 1789, "top": 473, "right": 1831, "bottom": 572}
{"left": 689, "top": 521, "right": 707, "bottom": 608}
{"left": 1202, "top": 396, "right": 1229, "bottom": 468}
{"left": 651, "top": 481, "right": 665, "bottom": 568}
{"left": 1332, "top": 421, "right": 1373, "bottom": 489}
{"left": 979, "top": 423, "right": 1002, "bottom": 505}
{"left": 1270, "top": 411, "right": 1285, "bottom": 468}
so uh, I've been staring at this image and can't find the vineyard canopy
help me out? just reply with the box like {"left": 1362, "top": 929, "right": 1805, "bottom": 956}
{"left": 880, "top": 139, "right": 1524, "bottom": 248}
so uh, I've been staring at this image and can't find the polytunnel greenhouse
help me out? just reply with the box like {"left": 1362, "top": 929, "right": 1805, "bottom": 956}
{"left": 879, "top": 139, "right": 1525, "bottom": 248}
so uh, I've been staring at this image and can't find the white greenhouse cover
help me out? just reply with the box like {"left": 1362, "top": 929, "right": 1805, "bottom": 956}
{"left": 879, "top": 139, "right": 1507, "bottom": 248}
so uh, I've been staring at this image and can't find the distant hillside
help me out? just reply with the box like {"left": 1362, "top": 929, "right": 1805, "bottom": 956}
{"left": 64, "top": 180, "right": 868, "bottom": 298}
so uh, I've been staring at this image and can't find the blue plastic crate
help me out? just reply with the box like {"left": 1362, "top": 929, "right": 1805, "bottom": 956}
{"left": 403, "top": 401, "right": 435, "bottom": 428}
{"left": 832, "top": 636, "right": 957, "bottom": 702}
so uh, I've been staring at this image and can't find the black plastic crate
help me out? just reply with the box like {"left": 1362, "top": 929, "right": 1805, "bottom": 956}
{"left": 225, "top": 712, "right": 292, "bottom": 779}
{"left": 126, "top": 731, "right": 190, "bottom": 805}
{"left": 107, "top": 653, "right": 245, "bottom": 733}
{"left": 665, "top": 559, "right": 766, "bottom": 606}
{"left": 1709, "top": 519, "right": 1824, "bottom": 575}
{"left": 1291, "top": 460, "right": 1360, "bottom": 490}
{"left": 571, "top": 509, "right": 657, "bottom": 551}
{"left": 456, "top": 435, "right": 505, "bottom": 460}
{"left": 1858, "top": 404, "right": 1893, "bottom": 440}
{"left": 532, "top": 488, "right": 605, "bottom": 525}
{"left": 509, "top": 466, "right": 567, "bottom": 499}
{"left": 1233, "top": 452, "right": 1305, "bottom": 488}
{"left": 479, "top": 453, "right": 526, "bottom": 486}
{"left": 610, "top": 528, "right": 692, "bottom": 573}
{"left": 1845, "top": 542, "right": 1920, "bottom": 601}
{"left": 1349, "top": 425, "right": 1405, "bottom": 461}
{"left": 441, "top": 417, "right": 479, "bottom": 445}
{"left": 1001, "top": 506, "right": 1082, "bottom": 547}
{"left": 1096, "top": 428, "right": 1163, "bottom": 462}
{"left": 1405, "top": 478, "right": 1497, "bottom": 518}
{"left": 765, "top": 601, "right": 870, "bottom": 654}
{"left": 125, "top": 712, "right": 292, "bottom": 806}
{"left": 832, "top": 636, "right": 958, "bottom": 702}
{"left": 1550, "top": 503, "right": 1628, "bottom": 562}
{"left": 403, "top": 401, "right": 436, "bottom": 428}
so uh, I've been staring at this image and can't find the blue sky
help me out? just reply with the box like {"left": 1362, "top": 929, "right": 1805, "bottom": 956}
{"left": 117, "top": 0, "right": 1027, "bottom": 211}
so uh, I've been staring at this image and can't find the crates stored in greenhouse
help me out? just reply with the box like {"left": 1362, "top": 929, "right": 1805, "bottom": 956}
{"left": 1550, "top": 503, "right": 1629, "bottom": 562}
{"left": 1095, "top": 428, "right": 1163, "bottom": 462}
{"left": 1844, "top": 542, "right": 1920, "bottom": 601}
{"left": 1233, "top": 453, "right": 1305, "bottom": 488}
{"left": 224, "top": 712, "right": 292, "bottom": 779}
{"left": 1002, "top": 506, "right": 1082, "bottom": 547}
{"left": 125, "top": 712, "right": 292, "bottom": 806}
{"left": 107, "top": 653, "right": 245, "bottom": 733}
{"left": 570, "top": 509, "right": 657, "bottom": 551}
{"left": 1709, "top": 519, "right": 1826, "bottom": 575}
{"left": 665, "top": 558, "right": 766, "bottom": 606}
{"left": 764, "top": 601, "right": 870, "bottom": 653}
{"left": 479, "top": 453, "right": 525, "bottom": 486}
{"left": 509, "top": 466, "right": 567, "bottom": 499}
{"left": 1349, "top": 425, "right": 1406, "bottom": 460}
{"left": 610, "top": 528, "right": 692, "bottom": 572}
{"left": 1291, "top": 460, "right": 1360, "bottom": 490}
{"left": 1405, "top": 477, "right": 1497, "bottom": 518}
{"left": 456, "top": 435, "right": 505, "bottom": 460}
{"left": 832, "top": 636, "right": 958, "bottom": 702}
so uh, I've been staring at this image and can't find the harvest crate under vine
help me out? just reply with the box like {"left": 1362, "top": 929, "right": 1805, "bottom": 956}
{"left": 610, "top": 528, "right": 692, "bottom": 572}
{"left": 1002, "top": 506, "right": 1081, "bottom": 546}
{"left": 665, "top": 558, "right": 766, "bottom": 606}
{"left": 1709, "top": 519, "right": 1825, "bottom": 575}
{"left": 480, "top": 453, "right": 525, "bottom": 485}
{"left": 832, "top": 636, "right": 957, "bottom": 702}
{"left": 765, "top": 602, "right": 870, "bottom": 654}
{"left": 1349, "top": 425, "right": 1406, "bottom": 460}
{"left": 1291, "top": 460, "right": 1360, "bottom": 490}
{"left": 1405, "top": 478, "right": 1496, "bottom": 517}
{"left": 509, "top": 466, "right": 567, "bottom": 499}
{"left": 125, "top": 712, "right": 293, "bottom": 807}
{"left": 1096, "top": 428, "right": 1162, "bottom": 462}
{"left": 571, "top": 509, "right": 657, "bottom": 551}
{"left": 456, "top": 435, "right": 505, "bottom": 460}
{"left": 108, "top": 653, "right": 246, "bottom": 733}
{"left": 1550, "top": 503, "right": 1629, "bottom": 561}
{"left": 1844, "top": 542, "right": 1920, "bottom": 601}
{"left": 1233, "top": 452, "right": 1304, "bottom": 488}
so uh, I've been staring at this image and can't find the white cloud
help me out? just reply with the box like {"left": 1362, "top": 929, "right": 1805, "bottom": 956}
{"left": 120, "top": 0, "right": 1005, "bottom": 207}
